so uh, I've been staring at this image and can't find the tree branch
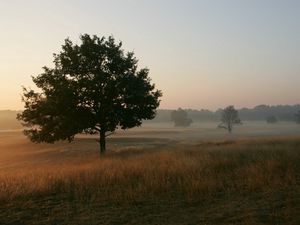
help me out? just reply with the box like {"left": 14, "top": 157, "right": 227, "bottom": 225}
{"left": 94, "top": 126, "right": 101, "bottom": 132}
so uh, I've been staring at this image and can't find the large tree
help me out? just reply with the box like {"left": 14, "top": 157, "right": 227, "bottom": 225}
{"left": 218, "top": 105, "right": 241, "bottom": 133}
{"left": 18, "top": 34, "right": 162, "bottom": 154}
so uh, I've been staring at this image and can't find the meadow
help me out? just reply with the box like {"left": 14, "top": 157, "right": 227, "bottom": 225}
{"left": 0, "top": 122, "right": 300, "bottom": 225}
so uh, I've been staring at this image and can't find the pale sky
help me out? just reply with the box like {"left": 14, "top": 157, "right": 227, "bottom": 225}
{"left": 0, "top": 0, "right": 299, "bottom": 110}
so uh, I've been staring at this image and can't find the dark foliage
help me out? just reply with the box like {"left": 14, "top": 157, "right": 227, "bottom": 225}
{"left": 218, "top": 106, "right": 241, "bottom": 133}
{"left": 266, "top": 115, "right": 278, "bottom": 124}
{"left": 171, "top": 108, "right": 193, "bottom": 127}
{"left": 17, "top": 34, "right": 162, "bottom": 153}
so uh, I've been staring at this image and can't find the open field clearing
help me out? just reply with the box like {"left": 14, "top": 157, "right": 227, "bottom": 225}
{"left": 1, "top": 121, "right": 300, "bottom": 170}
{"left": 0, "top": 123, "right": 300, "bottom": 225}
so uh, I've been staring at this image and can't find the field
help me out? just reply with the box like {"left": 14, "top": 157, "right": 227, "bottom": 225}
{"left": 0, "top": 121, "right": 300, "bottom": 225}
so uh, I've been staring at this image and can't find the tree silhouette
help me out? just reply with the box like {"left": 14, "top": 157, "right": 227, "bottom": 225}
{"left": 218, "top": 105, "right": 241, "bottom": 133}
{"left": 17, "top": 34, "right": 162, "bottom": 154}
{"left": 266, "top": 115, "right": 278, "bottom": 124}
{"left": 171, "top": 108, "right": 193, "bottom": 127}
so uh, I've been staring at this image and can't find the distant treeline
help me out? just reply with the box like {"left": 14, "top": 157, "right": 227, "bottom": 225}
{"left": 151, "top": 105, "right": 300, "bottom": 122}
{"left": 1, "top": 104, "right": 300, "bottom": 129}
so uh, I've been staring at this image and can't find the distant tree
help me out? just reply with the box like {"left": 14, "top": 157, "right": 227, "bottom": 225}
{"left": 266, "top": 115, "right": 278, "bottom": 124}
{"left": 295, "top": 110, "right": 300, "bottom": 124}
{"left": 17, "top": 34, "right": 162, "bottom": 154}
{"left": 171, "top": 108, "right": 193, "bottom": 127}
{"left": 218, "top": 105, "right": 241, "bottom": 133}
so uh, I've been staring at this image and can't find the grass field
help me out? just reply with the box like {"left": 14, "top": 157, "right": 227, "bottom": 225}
{"left": 0, "top": 123, "right": 300, "bottom": 225}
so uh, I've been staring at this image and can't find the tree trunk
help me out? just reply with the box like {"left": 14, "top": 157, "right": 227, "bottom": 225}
{"left": 99, "top": 130, "right": 106, "bottom": 155}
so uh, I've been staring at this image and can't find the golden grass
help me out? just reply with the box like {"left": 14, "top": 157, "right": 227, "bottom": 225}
{"left": 0, "top": 137, "right": 300, "bottom": 224}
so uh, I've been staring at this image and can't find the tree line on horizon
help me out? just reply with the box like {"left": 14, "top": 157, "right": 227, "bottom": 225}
{"left": 1, "top": 104, "right": 300, "bottom": 130}
{"left": 151, "top": 104, "right": 300, "bottom": 123}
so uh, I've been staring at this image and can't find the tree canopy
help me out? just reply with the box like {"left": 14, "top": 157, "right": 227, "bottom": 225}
{"left": 218, "top": 105, "right": 241, "bottom": 133}
{"left": 171, "top": 108, "right": 193, "bottom": 127}
{"left": 17, "top": 34, "right": 162, "bottom": 154}
{"left": 266, "top": 115, "right": 278, "bottom": 124}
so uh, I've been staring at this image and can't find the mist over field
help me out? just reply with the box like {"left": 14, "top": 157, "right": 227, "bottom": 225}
{"left": 1, "top": 103, "right": 300, "bottom": 225}
{"left": 1, "top": 122, "right": 300, "bottom": 224}
{"left": 1, "top": 103, "right": 300, "bottom": 129}
{"left": 1, "top": 105, "right": 300, "bottom": 225}
{"left": 1, "top": 0, "right": 300, "bottom": 224}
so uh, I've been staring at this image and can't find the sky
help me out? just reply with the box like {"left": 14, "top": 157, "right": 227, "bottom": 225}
{"left": 0, "top": 0, "right": 299, "bottom": 110}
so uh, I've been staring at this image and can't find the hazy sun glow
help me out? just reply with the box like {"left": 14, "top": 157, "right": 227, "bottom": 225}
{"left": 0, "top": 0, "right": 299, "bottom": 110}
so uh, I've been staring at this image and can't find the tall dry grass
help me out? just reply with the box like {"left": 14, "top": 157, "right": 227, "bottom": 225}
{"left": 1, "top": 138, "right": 299, "bottom": 206}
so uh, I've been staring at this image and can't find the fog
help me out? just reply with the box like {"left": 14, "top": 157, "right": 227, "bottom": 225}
{"left": 0, "top": 110, "right": 21, "bottom": 130}
{"left": 0, "top": 110, "right": 300, "bottom": 149}
{"left": 1, "top": 109, "right": 300, "bottom": 140}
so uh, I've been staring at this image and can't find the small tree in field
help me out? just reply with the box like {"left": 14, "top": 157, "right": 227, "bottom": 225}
{"left": 266, "top": 115, "right": 278, "bottom": 124}
{"left": 17, "top": 34, "right": 162, "bottom": 154}
{"left": 171, "top": 108, "right": 193, "bottom": 127}
{"left": 295, "top": 110, "right": 300, "bottom": 124}
{"left": 218, "top": 105, "right": 241, "bottom": 133}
